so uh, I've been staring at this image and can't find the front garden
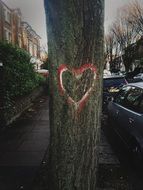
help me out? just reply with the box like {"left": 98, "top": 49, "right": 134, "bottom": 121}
{"left": 0, "top": 42, "right": 46, "bottom": 126}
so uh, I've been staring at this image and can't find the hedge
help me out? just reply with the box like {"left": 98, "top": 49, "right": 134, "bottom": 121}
{"left": 0, "top": 42, "right": 45, "bottom": 125}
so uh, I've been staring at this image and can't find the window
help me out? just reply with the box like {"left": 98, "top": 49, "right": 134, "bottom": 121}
{"left": 4, "top": 28, "right": 12, "bottom": 42}
{"left": 29, "top": 41, "right": 33, "bottom": 56}
{"left": 124, "top": 87, "right": 143, "bottom": 112}
{"left": 18, "top": 35, "right": 22, "bottom": 47}
{"left": 33, "top": 44, "right": 37, "bottom": 57}
{"left": 114, "top": 86, "right": 131, "bottom": 106}
{"left": 7, "top": 11, "right": 11, "bottom": 23}
{"left": 18, "top": 17, "right": 21, "bottom": 28}
{"left": 115, "top": 86, "right": 143, "bottom": 113}
{"left": 139, "top": 99, "right": 143, "bottom": 113}
{"left": 104, "top": 78, "right": 126, "bottom": 88}
{"left": 4, "top": 7, "right": 11, "bottom": 24}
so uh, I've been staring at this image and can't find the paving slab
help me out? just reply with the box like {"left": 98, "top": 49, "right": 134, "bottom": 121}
{"left": 98, "top": 131, "right": 120, "bottom": 165}
{"left": 0, "top": 96, "right": 50, "bottom": 190}
{"left": 97, "top": 128, "right": 123, "bottom": 189}
{"left": 0, "top": 166, "right": 38, "bottom": 190}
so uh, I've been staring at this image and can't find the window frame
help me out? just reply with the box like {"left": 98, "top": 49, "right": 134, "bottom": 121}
{"left": 4, "top": 7, "right": 11, "bottom": 24}
{"left": 4, "top": 28, "right": 12, "bottom": 42}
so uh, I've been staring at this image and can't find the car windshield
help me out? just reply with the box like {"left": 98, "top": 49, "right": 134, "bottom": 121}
{"left": 135, "top": 73, "right": 143, "bottom": 77}
{"left": 103, "top": 78, "right": 126, "bottom": 88}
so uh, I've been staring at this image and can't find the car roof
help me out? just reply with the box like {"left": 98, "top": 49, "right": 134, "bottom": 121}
{"left": 103, "top": 75, "right": 125, "bottom": 79}
{"left": 36, "top": 69, "right": 49, "bottom": 73}
{"left": 126, "top": 82, "right": 143, "bottom": 89}
{"left": 135, "top": 73, "right": 143, "bottom": 76}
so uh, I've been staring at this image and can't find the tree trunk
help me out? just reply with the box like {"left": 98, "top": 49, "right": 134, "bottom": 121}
{"left": 44, "top": 0, "right": 104, "bottom": 189}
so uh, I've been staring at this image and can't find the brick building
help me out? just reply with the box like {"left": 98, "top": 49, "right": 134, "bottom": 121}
{"left": 21, "top": 22, "right": 41, "bottom": 58}
{"left": 0, "top": 0, "right": 13, "bottom": 42}
{"left": 12, "top": 8, "right": 22, "bottom": 47}
{"left": 0, "top": 0, "right": 41, "bottom": 59}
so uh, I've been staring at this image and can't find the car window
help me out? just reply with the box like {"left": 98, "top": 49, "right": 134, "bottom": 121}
{"left": 114, "top": 86, "right": 143, "bottom": 113}
{"left": 114, "top": 86, "right": 131, "bottom": 105}
{"left": 103, "top": 77, "right": 126, "bottom": 88}
{"left": 138, "top": 98, "right": 143, "bottom": 113}
{"left": 136, "top": 74, "right": 143, "bottom": 77}
{"left": 123, "top": 87, "right": 143, "bottom": 112}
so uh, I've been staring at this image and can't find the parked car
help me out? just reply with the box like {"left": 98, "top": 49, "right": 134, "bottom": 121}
{"left": 134, "top": 73, "right": 143, "bottom": 81}
{"left": 36, "top": 69, "right": 49, "bottom": 78}
{"left": 108, "top": 82, "right": 143, "bottom": 160}
{"left": 103, "top": 75, "right": 127, "bottom": 112}
{"left": 125, "top": 68, "right": 143, "bottom": 83}
{"left": 103, "top": 69, "right": 111, "bottom": 76}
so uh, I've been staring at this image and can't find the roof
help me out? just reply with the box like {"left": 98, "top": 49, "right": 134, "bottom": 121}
{"left": 0, "top": 0, "right": 12, "bottom": 11}
{"left": 103, "top": 75, "right": 125, "bottom": 79}
{"left": 22, "top": 22, "right": 41, "bottom": 39}
{"left": 13, "top": 8, "right": 22, "bottom": 16}
{"left": 127, "top": 82, "right": 143, "bottom": 89}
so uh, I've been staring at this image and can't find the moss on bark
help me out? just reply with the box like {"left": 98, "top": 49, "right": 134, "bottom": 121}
{"left": 44, "top": 0, "right": 104, "bottom": 189}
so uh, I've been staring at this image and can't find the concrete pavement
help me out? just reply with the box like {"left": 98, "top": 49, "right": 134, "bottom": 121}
{"left": 0, "top": 96, "right": 50, "bottom": 190}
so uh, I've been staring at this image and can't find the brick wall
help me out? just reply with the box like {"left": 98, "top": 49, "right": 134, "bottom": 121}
{"left": 2, "top": 85, "right": 45, "bottom": 127}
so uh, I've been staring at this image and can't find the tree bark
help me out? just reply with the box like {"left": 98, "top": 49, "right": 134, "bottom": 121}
{"left": 44, "top": 0, "right": 104, "bottom": 189}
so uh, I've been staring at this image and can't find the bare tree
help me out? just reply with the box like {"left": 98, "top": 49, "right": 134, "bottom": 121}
{"left": 127, "top": 0, "right": 143, "bottom": 36}
{"left": 105, "top": 32, "right": 114, "bottom": 63}
{"left": 112, "top": 13, "right": 136, "bottom": 52}
{"left": 109, "top": 5, "right": 137, "bottom": 71}
{"left": 105, "top": 30, "right": 121, "bottom": 59}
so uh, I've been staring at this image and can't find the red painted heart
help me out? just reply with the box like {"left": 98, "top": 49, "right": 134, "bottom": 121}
{"left": 58, "top": 64, "right": 97, "bottom": 113}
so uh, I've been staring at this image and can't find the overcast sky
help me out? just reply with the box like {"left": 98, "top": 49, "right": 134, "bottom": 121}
{"left": 4, "top": 0, "right": 143, "bottom": 50}
{"left": 105, "top": 0, "right": 143, "bottom": 32}
{"left": 4, "top": 0, "right": 47, "bottom": 49}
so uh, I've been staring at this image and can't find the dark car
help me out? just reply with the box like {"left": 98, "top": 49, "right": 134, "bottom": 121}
{"left": 125, "top": 67, "right": 143, "bottom": 83}
{"left": 36, "top": 69, "right": 49, "bottom": 78}
{"left": 108, "top": 82, "right": 143, "bottom": 160}
{"left": 134, "top": 73, "right": 143, "bottom": 81}
{"left": 103, "top": 75, "right": 127, "bottom": 112}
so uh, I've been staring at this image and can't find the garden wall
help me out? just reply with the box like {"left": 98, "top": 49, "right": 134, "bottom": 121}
{"left": 2, "top": 85, "right": 45, "bottom": 127}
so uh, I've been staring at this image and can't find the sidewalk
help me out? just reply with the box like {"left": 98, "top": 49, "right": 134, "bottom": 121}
{"left": 97, "top": 117, "right": 130, "bottom": 190}
{"left": 0, "top": 96, "right": 131, "bottom": 190}
{"left": 97, "top": 130, "right": 129, "bottom": 190}
{"left": 0, "top": 96, "right": 50, "bottom": 190}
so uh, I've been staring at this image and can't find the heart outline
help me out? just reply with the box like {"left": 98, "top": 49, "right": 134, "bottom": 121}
{"left": 58, "top": 64, "right": 97, "bottom": 113}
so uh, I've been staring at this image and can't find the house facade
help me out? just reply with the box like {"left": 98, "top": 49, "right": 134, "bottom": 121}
{"left": 0, "top": 0, "right": 12, "bottom": 42}
{"left": 21, "top": 22, "right": 41, "bottom": 58}
{"left": 0, "top": 0, "right": 41, "bottom": 59}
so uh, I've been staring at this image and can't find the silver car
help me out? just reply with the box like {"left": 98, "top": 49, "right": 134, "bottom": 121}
{"left": 108, "top": 82, "right": 143, "bottom": 160}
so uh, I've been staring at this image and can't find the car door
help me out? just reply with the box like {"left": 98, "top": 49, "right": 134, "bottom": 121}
{"left": 108, "top": 86, "right": 131, "bottom": 140}
{"left": 112, "top": 86, "right": 143, "bottom": 146}
{"left": 131, "top": 94, "right": 143, "bottom": 146}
